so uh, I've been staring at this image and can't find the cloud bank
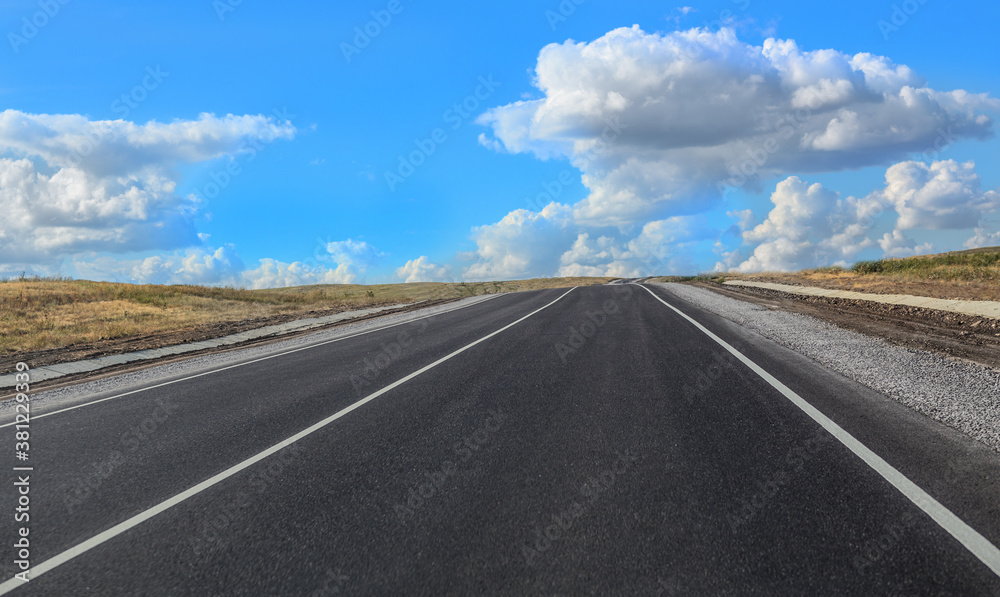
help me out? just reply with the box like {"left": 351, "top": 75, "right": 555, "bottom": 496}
{"left": 468, "top": 25, "right": 998, "bottom": 277}
{"left": 0, "top": 110, "right": 295, "bottom": 272}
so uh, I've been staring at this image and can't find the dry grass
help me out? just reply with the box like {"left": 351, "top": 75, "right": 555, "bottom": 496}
{"left": 0, "top": 276, "right": 615, "bottom": 356}
{"left": 722, "top": 247, "right": 1000, "bottom": 301}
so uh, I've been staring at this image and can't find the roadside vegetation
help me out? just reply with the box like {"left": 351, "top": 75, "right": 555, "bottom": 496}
{"left": 656, "top": 275, "right": 726, "bottom": 284}
{"left": 718, "top": 247, "right": 1000, "bottom": 301}
{"left": 849, "top": 247, "right": 1000, "bottom": 280}
{"left": 0, "top": 276, "right": 616, "bottom": 356}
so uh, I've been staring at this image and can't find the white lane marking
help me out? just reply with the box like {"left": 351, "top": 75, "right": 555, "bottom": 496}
{"left": 639, "top": 284, "right": 1000, "bottom": 579}
{"left": 0, "top": 287, "right": 575, "bottom": 594}
{"left": 0, "top": 294, "right": 505, "bottom": 428}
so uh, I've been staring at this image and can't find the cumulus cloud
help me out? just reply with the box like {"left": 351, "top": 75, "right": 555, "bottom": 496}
{"left": 478, "top": 26, "right": 997, "bottom": 228}
{"left": 0, "top": 110, "right": 295, "bottom": 269}
{"left": 396, "top": 256, "right": 452, "bottom": 283}
{"left": 74, "top": 246, "right": 244, "bottom": 286}
{"left": 240, "top": 259, "right": 356, "bottom": 289}
{"left": 965, "top": 226, "right": 1000, "bottom": 250}
{"left": 877, "top": 230, "right": 934, "bottom": 258}
{"left": 73, "top": 246, "right": 357, "bottom": 289}
{"left": 0, "top": 110, "right": 294, "bottom": 176}
{"left": 721, "top": 159, "right": 999, "bottom": 271}
{"left": 463, "top": 203, "right": 576, "bottom": 280}
{"left": 0, "top": 157, "right": 198, "bottom": 262}
{"left": 463, "top": 200, "right": 718, "bottom": 280}
{"left": 875, "top": 160, "right": 1000, "bottom": 230}
{"left": 722, "top": 176, "right": 879, "bottom": 271}
{"left": 321, "top": 239, "right": 385, "bottom": 274}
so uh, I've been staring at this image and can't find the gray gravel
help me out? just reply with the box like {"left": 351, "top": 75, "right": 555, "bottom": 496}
{"left": 654, "top": 282, "right": 1000, "bottom": 452}
{"left": 6, "top": 295, "right": 499, "bottom": 417}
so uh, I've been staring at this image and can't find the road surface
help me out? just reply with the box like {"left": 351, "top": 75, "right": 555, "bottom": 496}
{"left": 2, "top": 284, "right": 999, "bottom": 595}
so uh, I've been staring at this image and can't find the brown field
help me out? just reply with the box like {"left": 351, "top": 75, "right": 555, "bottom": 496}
{"left": 0, "top": 277, "right": 615, "bottom": 358}
{"left": 695, "top": 246, "right": 1000, "bottom": 301}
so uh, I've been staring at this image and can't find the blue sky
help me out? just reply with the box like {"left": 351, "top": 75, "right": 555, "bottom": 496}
{"left": 1, "top": 0, "right": 998, "bottom": 286}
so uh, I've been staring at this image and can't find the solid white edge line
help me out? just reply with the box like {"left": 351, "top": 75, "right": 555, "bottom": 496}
{"left": 0, "top": 287, "right": 576, "bottom": 594}
{"left": 638, "top": 283, "right": 1000, "bottom": 579}
{"left": 0, "top": 294, "right": 506, "bottom": 428}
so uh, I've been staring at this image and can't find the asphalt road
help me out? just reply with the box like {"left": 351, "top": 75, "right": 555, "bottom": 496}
{"left": 2, "top": 284, "right": 1000, "bottom": 595}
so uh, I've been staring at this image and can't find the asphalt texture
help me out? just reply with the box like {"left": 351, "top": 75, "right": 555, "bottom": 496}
{"left": 2, "top": 284, "right": 999, "bottom": 596}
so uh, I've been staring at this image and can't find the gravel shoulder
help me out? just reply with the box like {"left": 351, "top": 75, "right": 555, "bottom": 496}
{"left": 653, "top": 282, "right": 1000, "bottom": 453}
{"left": 703, "top": 282, "right": 1000, "bottom": 370}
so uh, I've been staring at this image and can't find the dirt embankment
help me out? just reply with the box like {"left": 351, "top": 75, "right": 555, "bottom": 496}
{"left": 0, "top": 300, "right": 455, "bottom": 375}
{"left": 699, "top": 283, "right": 1000, "bottom": 370}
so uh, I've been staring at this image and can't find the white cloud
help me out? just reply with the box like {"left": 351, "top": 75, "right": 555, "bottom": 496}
{"left": 322, "top": 239, "right": 385, "bottom": 272}
{"left": 877, "top": 230, "right": 934, "bottom": 258}
{"left": 478, "top": 26, "right": 997, "bottom": 228}
{"left": 463, "top": 203, "right": 576, "bottom": 280}
{"left": 965, "top": 227, "right": 1000, "bottom": 250}
{"left": 396, "top": 256, "right": 452, "bottom": 283}
{"left": 240, "top": 259, "right": 356, "bottom": 289}
{"left": 0, "top": 110, "right": 295, "bottom": 269}
{"left": 876, "top": 160, "right": 1000, "bottom": 230}
{"left": 74, "top": 246, "right": 243, "bottom": 286}
{"left": 73, "top": 246, "right": 357, "bottom": 289}
{"left": 721, "top": 159, "right": 1000, "bottom": 272}
{"left": 726, "top": 176, "right": 880, "bottom": 272}
{"left": 464, "top": 201, "right": 718, "bottom": 280}
{"left": 0, "top": 157, "right": 198, "bottom": 262}
{"left": 0, "top": 110, "right": 295, "bottom": 176}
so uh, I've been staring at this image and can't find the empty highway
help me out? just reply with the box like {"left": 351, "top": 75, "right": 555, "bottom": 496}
{"left": 2, "top": 284, "right": 999, "bottom": 595}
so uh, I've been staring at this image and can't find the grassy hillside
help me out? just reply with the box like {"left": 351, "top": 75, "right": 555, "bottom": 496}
{"left": 850, "top": 247, "right": 1000, "bottom": 280}
{"left": 0, "top": 276, "right": 616, "bottom": 356}
{"left": 720, "top": 247, "right": 1000, "bottom": 301}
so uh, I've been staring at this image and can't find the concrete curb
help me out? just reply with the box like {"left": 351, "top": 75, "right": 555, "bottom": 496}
{"left": 723, "top": 281, "right": 1000, "bottom": 320}
{"left": 1, "top": 303, "right": 411, "bottom": 389}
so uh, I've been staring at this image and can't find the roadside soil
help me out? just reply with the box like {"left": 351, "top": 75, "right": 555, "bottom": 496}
{"left": 725, "top": 273, "right": 1000, "bottom": 302}
{"left": 0, "top": 299, "right": 457, "bottom": 376}
{"left": 695, "top": 283, "right": 1000, "bottom": 370}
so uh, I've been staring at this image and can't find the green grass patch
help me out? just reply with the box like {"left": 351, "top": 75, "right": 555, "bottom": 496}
{"left": 851, "top": 247, "right": 1000, "bottom": 281}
